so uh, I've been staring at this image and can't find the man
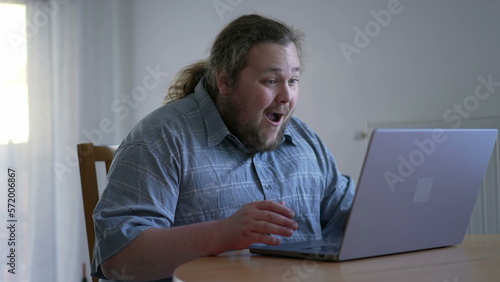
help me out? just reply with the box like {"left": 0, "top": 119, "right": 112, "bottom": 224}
{"left": 92, "top": 14, "right": 355, "bottom": 281}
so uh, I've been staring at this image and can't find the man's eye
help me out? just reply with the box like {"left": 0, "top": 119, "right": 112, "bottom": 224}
{"left": 289, "top": 78, "right": 299, "bottom": 84}
{"left": 267, "top": 79, "right": 277, "bottom": 84}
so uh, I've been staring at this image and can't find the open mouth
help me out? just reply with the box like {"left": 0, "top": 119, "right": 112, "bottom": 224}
{"left": 265, "top": 112, "right": 284, "bottom": 124}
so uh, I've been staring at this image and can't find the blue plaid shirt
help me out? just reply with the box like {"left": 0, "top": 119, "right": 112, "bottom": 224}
{"left": 92, "top": 79, "right": 355, "bottom": 279}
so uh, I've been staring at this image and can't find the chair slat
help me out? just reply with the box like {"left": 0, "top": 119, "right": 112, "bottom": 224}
{"left": 77, "top": 143, "right": 117, "bottom": 282}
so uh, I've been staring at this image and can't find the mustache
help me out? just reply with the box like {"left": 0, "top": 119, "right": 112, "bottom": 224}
{"left": 267, "top": 105, "right": 292, "bottom": 115}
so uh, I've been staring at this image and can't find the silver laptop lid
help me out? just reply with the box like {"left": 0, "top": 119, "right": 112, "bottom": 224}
{"left": 339, "top": 128, "right": 498, "bottom": 260}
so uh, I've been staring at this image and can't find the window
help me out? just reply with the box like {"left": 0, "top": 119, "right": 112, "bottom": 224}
{"left": 0, "top": 1, "right": 28, "bottom": 144}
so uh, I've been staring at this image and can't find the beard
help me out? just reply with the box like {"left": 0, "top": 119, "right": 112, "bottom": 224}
{"left": 217, "top": 95, "right": 291, "bottom": 152}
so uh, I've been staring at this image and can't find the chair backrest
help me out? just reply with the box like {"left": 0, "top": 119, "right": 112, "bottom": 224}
{"left": 77, "top": 143, "right": 118, "bottom": 281}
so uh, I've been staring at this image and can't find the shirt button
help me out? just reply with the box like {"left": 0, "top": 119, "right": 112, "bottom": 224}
{"left": 264, "top": 185, "right": 270, "bottom": 190}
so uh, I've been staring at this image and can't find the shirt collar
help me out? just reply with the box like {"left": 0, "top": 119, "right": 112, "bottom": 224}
{"left": 194, "top": 79, "right": 230, "bottom": 147}
{"left": 194, "top": 78, "right": 295, "bottom": 148}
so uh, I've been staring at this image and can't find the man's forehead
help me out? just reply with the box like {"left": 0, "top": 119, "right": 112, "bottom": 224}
{"left": 247, "top": 43, "right": 301, "bottom": 73}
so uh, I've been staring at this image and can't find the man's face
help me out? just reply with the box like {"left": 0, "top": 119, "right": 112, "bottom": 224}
{"left": 216, "top": 42, "right": 300, "bottom": 151}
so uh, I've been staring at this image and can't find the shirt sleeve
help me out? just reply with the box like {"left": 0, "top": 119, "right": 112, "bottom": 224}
{"left": 91, "top": 142, "right": 179, "bottom": 278}
{"left": 320, "top": 170, "right": 356, "bottom": 239}
{"left": 315, "top": 139, "right": 356, "bottom": 239}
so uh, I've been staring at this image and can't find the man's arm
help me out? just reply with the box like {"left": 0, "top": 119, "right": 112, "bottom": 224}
{"left": 100, "top": 200, "right": 297, "bottom": 281}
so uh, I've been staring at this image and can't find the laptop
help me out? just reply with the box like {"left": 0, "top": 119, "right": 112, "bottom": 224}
{"left": 250, "top": 128, "right": 498, "bottom": 261}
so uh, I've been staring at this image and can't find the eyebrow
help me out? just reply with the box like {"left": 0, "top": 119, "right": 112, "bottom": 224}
{"left": 261, "top": 66, "right": 301, "bottom": 75}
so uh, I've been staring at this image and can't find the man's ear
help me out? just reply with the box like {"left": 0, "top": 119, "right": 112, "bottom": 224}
{"left": 216, "top": 70, "right": 231, "bottom": 96}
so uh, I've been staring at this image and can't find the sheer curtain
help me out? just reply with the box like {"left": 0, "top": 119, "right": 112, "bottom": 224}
{"left": 0, "top": 0, "right": 132, "bottom": 281}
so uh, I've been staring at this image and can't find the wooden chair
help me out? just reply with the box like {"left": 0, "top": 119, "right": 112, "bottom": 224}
{"left": 77, "top": 143, "right": 118, "bottom": 282}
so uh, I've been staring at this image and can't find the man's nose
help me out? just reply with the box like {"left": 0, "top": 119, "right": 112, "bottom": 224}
{"left": 276, "top": 84, "right": 292, "bottom": 104}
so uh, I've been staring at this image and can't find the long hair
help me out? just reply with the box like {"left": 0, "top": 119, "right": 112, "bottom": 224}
{"left": 164, "top": 14, "right": 304, "bottom": 104}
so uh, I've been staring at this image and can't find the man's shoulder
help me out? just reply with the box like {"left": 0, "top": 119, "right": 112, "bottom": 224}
{"left": 124, "top": 94, "right": 204, "bottom": 144}
{"left": 287, "top": 116, "right": 320, "bottom": 139}
{"left": 146, "top": 94, "right": 200, "bottom": 124}
{"left": 288, "top": 115, "right": 308, "bottom": 127}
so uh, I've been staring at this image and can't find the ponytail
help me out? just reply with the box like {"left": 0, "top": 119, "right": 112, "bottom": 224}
{"left": 164, "top": 60, "right": 206, "bottom": 104}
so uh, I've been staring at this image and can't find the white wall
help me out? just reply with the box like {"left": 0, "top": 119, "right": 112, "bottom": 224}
{"left": 124, "top": 0, "right": 500, "bottom": 181}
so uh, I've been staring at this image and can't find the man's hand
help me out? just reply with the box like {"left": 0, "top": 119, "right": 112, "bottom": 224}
{"left": 101, "top": 200, "right": 297, "bottom": 280}
{"left": 219, "top": 200, "right": 298, "bottom": 250}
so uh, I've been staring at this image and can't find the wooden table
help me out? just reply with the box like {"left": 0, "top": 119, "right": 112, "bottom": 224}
{"left": 173, "top": 234, "right": 500, "bottom": 282}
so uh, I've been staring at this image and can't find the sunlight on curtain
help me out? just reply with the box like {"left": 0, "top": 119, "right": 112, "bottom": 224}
{"left": 22, "top": 1, "right": 89, "bottom": 280}
{"left": 0, "top": 3, "right": 29, "bottom": 144}
{"left": 0, "top": 1, "right": 134, "bottom": 281}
